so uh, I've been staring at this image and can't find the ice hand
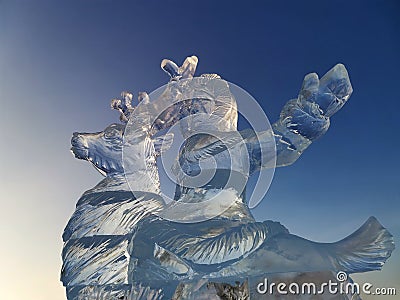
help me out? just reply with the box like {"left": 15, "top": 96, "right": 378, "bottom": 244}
{"left": 299, "top": 63, "right": 353, "bottom": 118}
{"left": 278, "top": 64, "right": 352, "bottom": 142}
{"left": 272, "top": 64, "right": 352, "bottom": 167}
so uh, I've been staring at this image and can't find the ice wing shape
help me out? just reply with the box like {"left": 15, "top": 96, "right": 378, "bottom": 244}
{"left": 178, "top": 130, "right": 254, "bottom": 163}
{"left": 173, "top": 129, "right": 275, "bottom": 178}
{"left": 163, "top": 222, "right": 270, "bottom": 265}
{"left": 132, "top": 219, "right": 288, "bottom": 266}
{"left": 63, "top": 191, "right": 165, "bottom": 241}
{"left": 207, "top": 217, "right": 394, "bottom": 278}
{"left": 61, "top": 235, "right": 130, "bottom": 286}
{"left": 324, "top": 216, "right": 395, "bottom": 273}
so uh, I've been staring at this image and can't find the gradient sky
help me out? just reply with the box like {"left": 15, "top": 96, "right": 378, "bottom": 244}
{"left": 1, "top": 1, "right": 399, "bottom": 299}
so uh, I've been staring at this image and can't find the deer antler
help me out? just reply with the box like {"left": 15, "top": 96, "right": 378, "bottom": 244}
{"left": 111, "top": 91, "right": 151, "bottom": 123}
{"left": 110, "top": 55, "right": 198, "bottom": 124}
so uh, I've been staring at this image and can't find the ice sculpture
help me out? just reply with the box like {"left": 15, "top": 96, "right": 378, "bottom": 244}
{"left": 61, "top": 56, "right": 395, "bottom": 300}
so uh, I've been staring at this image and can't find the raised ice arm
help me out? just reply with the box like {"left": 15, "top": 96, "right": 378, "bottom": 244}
{"left": 250, "top": 63, "right": 352, "bottom": 172}
{"left": 169, "top": 63, "right": 352, "bottom": 178}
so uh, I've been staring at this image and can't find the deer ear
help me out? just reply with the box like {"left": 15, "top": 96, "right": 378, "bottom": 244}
{"left": 153, "top": 133, "right": 174, "bottom": 155}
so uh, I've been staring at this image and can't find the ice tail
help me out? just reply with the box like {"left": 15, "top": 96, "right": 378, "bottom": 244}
{"left": 328, "top": 216, "right": 395, "bottom": 273}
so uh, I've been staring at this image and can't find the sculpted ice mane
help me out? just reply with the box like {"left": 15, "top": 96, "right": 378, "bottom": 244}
{"left": 61, "top": 56, "right": 395, "bottom": 300}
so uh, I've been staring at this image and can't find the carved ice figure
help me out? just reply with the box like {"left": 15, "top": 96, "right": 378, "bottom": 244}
{"left": 61, "top": 56, "right": 395, "bottom": 300}
{"left": 61, "top": 94, "right": 174, "bottom": 299}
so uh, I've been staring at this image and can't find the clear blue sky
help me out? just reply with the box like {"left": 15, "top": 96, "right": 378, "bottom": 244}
{"left": 0, "top": 1, "right": 399, "bottom": 299}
